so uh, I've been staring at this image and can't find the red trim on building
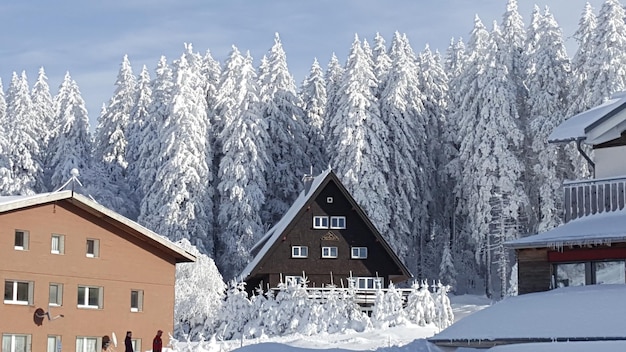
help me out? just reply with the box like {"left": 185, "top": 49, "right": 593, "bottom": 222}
{"left": 548, "top": 247, "right": 626, "bottom": 262}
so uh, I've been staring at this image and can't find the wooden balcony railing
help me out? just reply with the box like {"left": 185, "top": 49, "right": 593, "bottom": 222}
{"left": 563, "top": 176, "right": 626, "bottom": 223}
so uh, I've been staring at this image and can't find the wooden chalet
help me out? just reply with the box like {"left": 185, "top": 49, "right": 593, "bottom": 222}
{"left": 508, "top": 91, "right": 626, "bottom": 294}
{"left": 239, "top": 168, "right": 412, "bottom": 294}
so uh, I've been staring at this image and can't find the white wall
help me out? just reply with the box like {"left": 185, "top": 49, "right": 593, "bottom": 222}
{"left": 595, "top": 146, "right": 626, "bottom": 178}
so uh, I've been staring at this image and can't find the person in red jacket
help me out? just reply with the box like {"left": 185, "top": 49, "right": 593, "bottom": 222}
{"left": 152, "top": 330, "right": 163, "bottom": 352}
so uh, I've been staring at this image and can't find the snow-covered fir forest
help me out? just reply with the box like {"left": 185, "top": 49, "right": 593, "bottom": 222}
{"left": 0, "top": 0, "right": 622, "bottom": 300}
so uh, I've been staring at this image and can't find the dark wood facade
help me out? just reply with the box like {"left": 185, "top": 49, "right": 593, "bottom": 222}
{"left": 243, "top": 170, "right": 411, "bottom": 293}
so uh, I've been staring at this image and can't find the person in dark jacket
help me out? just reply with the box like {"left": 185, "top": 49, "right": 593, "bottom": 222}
{"left": 124, "top": 331, "right": 134, "bottom": 352}
{"left": 152, "top": 330, "right": 163, "bottom": 352}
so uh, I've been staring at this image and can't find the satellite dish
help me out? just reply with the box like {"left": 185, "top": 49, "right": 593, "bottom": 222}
{"left": 111, "top": 332, "right": 117, "bottom": 347}
{"left": 71, "top": 168, "right": 80, "bottom": 177}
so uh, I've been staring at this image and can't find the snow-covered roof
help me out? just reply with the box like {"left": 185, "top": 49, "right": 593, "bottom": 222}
{"left": 239, "top": 168, "right": 411, "bottom": 282}
{"left": 430, "top": 285, "right": 626, "bottom": 348}
{"left": 0, "top": 191, "right": 196, "bottom": 263}
{"left": 548, "top": 91, "right": 626, "bottom": 143}
{"left": 506, "top": 209, "right": 626, "bottom": 249}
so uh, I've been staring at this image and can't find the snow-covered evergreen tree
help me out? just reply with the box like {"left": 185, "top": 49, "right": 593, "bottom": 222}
{"left": 323, "top": 53, "right": 344, "bottom": 142}
{"left": 215, "top": 48, "right": 270, "bottom": 280}
{"left": 31, "top": 67, "right": 56, "bottom": 190}
{"left": 299, "top": 58, "right": 328, "bottom": 174}
{"left": 328, "top": 35, "right": 391, "bottom": 234}
{"left": 568, "top": 2, "right": 598, "bottom": 117}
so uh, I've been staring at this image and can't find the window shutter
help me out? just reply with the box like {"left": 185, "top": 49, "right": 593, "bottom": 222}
{"left": 28, "top": 281, "right": 34, "bottom": 304}
{"left": 98, "top": 287, "right": 104, "bottom": 309}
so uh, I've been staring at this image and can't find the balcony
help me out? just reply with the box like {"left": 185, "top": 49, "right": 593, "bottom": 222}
{"left": 563, "top": 176, "right": 626, "bottom": 223}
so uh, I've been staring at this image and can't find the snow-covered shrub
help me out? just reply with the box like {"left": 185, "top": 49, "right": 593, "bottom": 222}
{"left": 213, "top": 280, "right": 253, "bottom": 340}
{"left": 432, "top": 282, "right": 455, "bottom": 329}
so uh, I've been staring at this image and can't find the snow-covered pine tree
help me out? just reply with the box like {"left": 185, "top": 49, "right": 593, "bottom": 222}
{"left": 49, "top": 72, "right": 93, "bottom": 191}
{"left": 5, "top": 71, "right": 43, "bottom": 194}
{"left": 144, "top": 52, "right": 214, "bottom": 254}
{"left": 328, "top": 34, "right": 391, "bottom": 235}
{"left": 323, "top": 53, "right": 344, "bottom": 145}
{"left": 568, "top": 2, "right": 598, "bottom": 118}
{"left": 299, "top": 58, "right": 328, "bottom": 172}
{"left": 439, "top": 240, "right": 457, "bottom": 289}
{"left": 215, "top": 49, "right": 270, "bottom": 280}
{"left": 372, "top": 33, "right": 392, "bottom": 99}
{"left": 258, "top": 33, "right": 310, "bottom": 227}
{"left": 525, "top": 7, "right": 572, "bottom": 233}
{"left": 0, "top": 81, "right": 11, "bottom": 195}
{"left": 31, "top": 67, "right": 56, "bottom": 191}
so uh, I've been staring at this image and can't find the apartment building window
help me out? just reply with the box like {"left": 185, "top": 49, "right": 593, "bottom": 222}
{"left": 77, "top": 285, "right": 102, "bottom": 309}
{"left": 330, "top": 216, "right": 346, "bottom": 229}
{"left": 4, "top": 280, "right": 33, "bottom": 305}
{"left": 14, "top": 230, "right": 29, "bottom": 250}
{"left": 49, "top": 283, "right": 63, "bottom": 306}
{"left": 291, "top": 246, "right": 308, "bottom": 258}
{"left": 322, "top": 246, "right": 338, "bottom": 258}
{"left": 46, "top": 336, "right": 61, "bottom": 352}
{"left": 51, "top": 234, "right": 65, "bottom": 254}
{"left": 130, "top": 290, "right": 143, "bottom": 312}
{"left": 2, "top": 334, "right": 31, "bottom": 352}
{"left": 313, "top": 216, "right": 329, "bottom": 229}
{"left": 351, "top": 247, "right": 368, "bottom": 259}
{"left": 76, "top": 337, "right": 98, "bottom": 352}
{"left": 86, "top": 239, "right": 100, "bottom": 258}
{"left": 131, "top": 339, "right": 141, "bottom": 351}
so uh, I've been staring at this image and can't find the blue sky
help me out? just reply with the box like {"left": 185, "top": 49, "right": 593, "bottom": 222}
{"left": 0, "top": 0, "right": 606, "bottom": 128}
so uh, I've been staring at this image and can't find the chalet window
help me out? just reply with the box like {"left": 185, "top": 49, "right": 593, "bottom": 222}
{"left": 291, "top": 246, "right": 308, "bottom": 258}
{"left": 86, "top": 239, "right": 100, "bottom": 258}
{"left": 14, "top": 230, "right": 29, "bottom": 250}
{"left": 76, "top": 337, "right": 99, "bottom": 352}
{"left": 326, "top": 197, "right": 334, "bottom": 203}
{"left": 77, "top": 285, "right": 103, "bottom": 309}
{"left": 2, "top": 334, "right": 30, "bottom": 352}
{"left": 595, "top": 261, "right": 625, "bottom": 284}
{"left": 348, "top": 277, "right": 382, "bottom": 290}
{"left": 47, "top": 335, "right": 61, "bottom": 352}
{"left": 330, "top": 216, "right": 346, "bottom": 229}
{"left": 285, "top": 276, "right": 306, "bottom": 285}
{"left": 130, "top": 289, "right": 143, "bottom": 312}
{"left": 553, "top": 260, "right": 626, "bottom": 288}
{"left": 4, "top": 280, "right": 33, "bottom": 305}
{"left": 313, "top": 216, "right": 329, "bottom": 229}
{"left": 351, "top": 247, "right": 368, "bottom": 259}
{"left": 51, "top": 234, "right": 65, "bottom": 254}
{"left": 321, "top": 246, "right": 338, "bottom": 258}
{"left": 49, "top": 283, "right": 63, "bottom": 306}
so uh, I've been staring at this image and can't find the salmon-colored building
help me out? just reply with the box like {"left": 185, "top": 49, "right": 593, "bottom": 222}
{"left": 0, "top": 190, "right": 195, "bottom": 352}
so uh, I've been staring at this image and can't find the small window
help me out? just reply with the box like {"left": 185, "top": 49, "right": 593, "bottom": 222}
{"left": 14, "top": 230, "right": 29, "bottom": 250}
{"left": 326, "top": 197, "right": 334, "bottom": 203}
{"left": 86, "top": 239, "right": 100, "bottom": 258}
{"left": 2, "top": 334, "right": 31, "bottom": 352}
{"left": 130, "top": 290, "right": 143, "bottom": 312}
{"left": 4, "top": 280, "right": 33, "bottom": 305}
{"left": 49, "top": 283, "right": 63, "bottom": 306}
{"left": 77, "top": 285, "right": 103, "bottom": 309}
{"left": 330, "top": 216, "right": 346, "bottom": 229}
{"left": 131, "top": 339, "right": 141, "bottom": 352}
{"left": 352, "top": 277, "right": 383, "bottom": 289}
{"left": 313, "top": 216, "right": 329, "bottom": 229}
{"left": 76, "top": 337, "right": 99, "bottom": 352}
{"left": 47, "top": 335, "right": 61, "bottom": 352}
{"left": 51, "top": 234, "right": 65, "bottom": 254}
{"left": 291, "top": 246, "right": 308, "bottom": 258}
{"left": 322, "top": 246, "right": 338, "bottom": 258}
{"left": 351, "top": 247, "right": 368, "bottom": 259}
{"left": 284, "top": 276, "right": 306, "bottom": 285}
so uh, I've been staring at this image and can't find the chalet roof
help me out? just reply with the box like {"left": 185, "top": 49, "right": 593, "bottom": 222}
{"left": 549, "top": 91, "right": 626, "bottom": 144}
{"left": 506, "top": 209, "right": 626, "bottom": 249}
{"left": 239, "top": 168, "right": 412, "bottom": 282}
{"left": 0, "top": 190, "right": 196, "bottom": 263}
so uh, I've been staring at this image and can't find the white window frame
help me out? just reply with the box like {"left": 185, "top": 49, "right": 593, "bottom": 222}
{"left": 284, "top": 276, "right": 306, "bottom": 285}
{"left": 130, "top": 289, "right": 143, "bottom": 312}
{"left": 51, "top": 234, "right": 65, "bottom": 254}
{"left": 354, "top": 277, "right": 383, "bottom": 290}
{"left": 2, "top": 333, "right": 31, "bottom": 352}
{"left": 131, "top": 339, "right": 141, "bottom": 352}
{"left": 77, "top": 285, "right": 103, "bottom": 309}
{"left": 326, "top": 197, "right": 334, "bottom": 203}
{"left": 4, "top": 280, "right": 33, "bottom": 305}
{"left": 46, "top": 335, "right": 61, "bottom": 352}
{"left": 291, "top": 246, "right": 308, "bottom": 258}
{"left": 313, "top": 216, "right": 329, "bottom": 229}
{"left": 86, "top": 239, "right": 100, "bottom": 258}
{"left": 14, "top": 230, "right": 29, "bottom": 250}
{"left": 330, "top": 216, "right": 346, "bottom": 229}
{"left": 49, "top": 283, "right": 63, "bottom": 306}
{"left": 351, "top": 247, "right": 368, "bottom": 259}
{"left": 75, "top": 337, "right": 99, "bottom": 352}
{"left": 321, "top": 246, "right": 338, "bottom": 258}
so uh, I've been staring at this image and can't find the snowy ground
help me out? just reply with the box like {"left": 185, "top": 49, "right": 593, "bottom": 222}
{"left": 178, "top": 294, "right": 491, "bottom": 352}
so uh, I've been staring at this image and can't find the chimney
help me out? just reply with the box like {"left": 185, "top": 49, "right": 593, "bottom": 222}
{"left": 302, "top": 166, "right": 314, "bottom": 195}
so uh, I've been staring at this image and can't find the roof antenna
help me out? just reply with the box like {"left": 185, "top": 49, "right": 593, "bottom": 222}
{"left": 54, "top": 168, "right": 83, "bottom": 197}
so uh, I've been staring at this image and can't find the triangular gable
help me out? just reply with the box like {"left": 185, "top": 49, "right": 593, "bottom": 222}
{"left": 239, "top": 168, "right": 412, "bottom": 281}
{"left": 0, "top": 191, "right": 195, "bottom": 263}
